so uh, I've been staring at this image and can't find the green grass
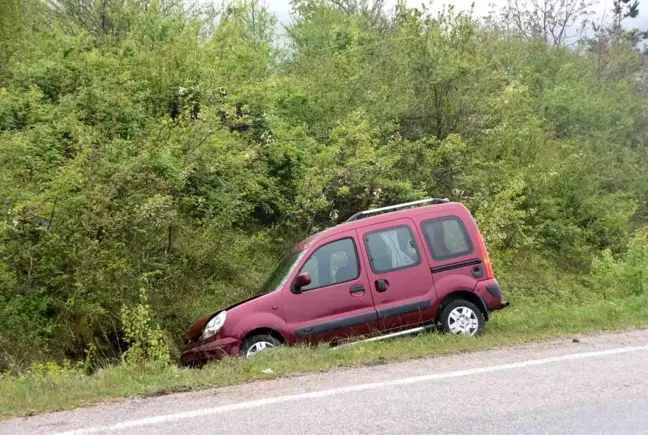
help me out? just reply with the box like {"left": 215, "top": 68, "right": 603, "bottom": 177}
{"left": 1, "top": 294, "right": 647, "bottom": 420}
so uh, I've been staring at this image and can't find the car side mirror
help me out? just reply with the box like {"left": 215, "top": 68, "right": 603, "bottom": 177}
{"left": 293, "top": 272, "right": 311, "bottom": 293}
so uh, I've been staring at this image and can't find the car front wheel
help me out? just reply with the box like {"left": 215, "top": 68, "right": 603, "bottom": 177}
{"left": 440, "top": 299, "right": 485, "bottom": 336}
{"left": 240, "top": 334, "right": 282, "bottom": 358}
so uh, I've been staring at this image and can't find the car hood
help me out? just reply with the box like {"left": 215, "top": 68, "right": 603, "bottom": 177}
{"left": 184, "top": 294, "right": 263, "bottom": 341}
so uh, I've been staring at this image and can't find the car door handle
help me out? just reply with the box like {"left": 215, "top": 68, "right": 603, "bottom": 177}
{"left": 375, "top": 279, "right": 389, "bottom": 293}
{"left": 350, "top": 284, "right": 365, "bottom": 294}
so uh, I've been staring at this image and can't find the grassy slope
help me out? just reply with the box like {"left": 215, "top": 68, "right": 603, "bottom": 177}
{"left": 1, "top": 294, "right": 647, "bottom": 419}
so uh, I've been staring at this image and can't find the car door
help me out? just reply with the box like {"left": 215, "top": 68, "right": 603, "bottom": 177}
{"left": 281, "top": 230, "right": 379, "bottom": 344}
{"left": 357, "top": 218, "right": 437, "bottom": 332}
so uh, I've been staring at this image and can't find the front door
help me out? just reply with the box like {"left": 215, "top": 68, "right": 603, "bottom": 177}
{"left": 282, "top": 230, "right": 379, "bottom": 343}
{"left": 356, "top": 218, "right": 437, "bottom": 332}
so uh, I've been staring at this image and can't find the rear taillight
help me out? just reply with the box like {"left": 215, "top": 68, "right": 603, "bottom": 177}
{"left": 477, "top": 232, "right": 494, "bottom": 279}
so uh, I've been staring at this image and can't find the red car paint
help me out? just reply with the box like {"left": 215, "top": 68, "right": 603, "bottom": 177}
{"left": 181, "top": 201, "right": 509, "bottom": 365}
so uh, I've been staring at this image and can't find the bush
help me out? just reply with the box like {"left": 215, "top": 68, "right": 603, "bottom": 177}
{"left": 592, "top": 229, "right": 648, "bottom": 299}
{"left": 121, "top": 283, "right": 171, "bottom": 367}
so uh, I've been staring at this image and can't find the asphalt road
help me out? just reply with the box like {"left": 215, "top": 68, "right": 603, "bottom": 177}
{"left": 3, "top": 328, "right": 648, "bottom": 435}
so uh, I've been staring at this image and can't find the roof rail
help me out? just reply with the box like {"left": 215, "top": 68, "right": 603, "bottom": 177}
{"left": 345, "top": 198, "right": 450, "bottom": 223}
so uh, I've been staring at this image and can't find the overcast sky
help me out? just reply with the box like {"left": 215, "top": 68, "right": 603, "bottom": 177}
{"left": 265, "top": 0, "right": 648, "bottom": 32}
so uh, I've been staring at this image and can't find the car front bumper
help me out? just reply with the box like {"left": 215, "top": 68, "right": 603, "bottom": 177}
{"left": 181, "top": 336, "right": 241, "bottom": 366}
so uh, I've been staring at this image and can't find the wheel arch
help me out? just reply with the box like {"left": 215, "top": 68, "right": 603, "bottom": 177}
{"left": 242, "top": 327, "right": 287, "bottom": 344}
{"left": 437, "top": 291, "right": 489, "bottom": 321}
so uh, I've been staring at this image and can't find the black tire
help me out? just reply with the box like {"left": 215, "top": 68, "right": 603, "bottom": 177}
{"left": 239, "top": 333, "right": 282, "bottom": 358}
{"left": 440, "top": 299, "right": 485, "bottom": 336}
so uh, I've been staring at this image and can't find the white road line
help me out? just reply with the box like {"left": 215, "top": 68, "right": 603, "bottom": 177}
{"left": 54, "top": 345, "right": 648, "bottom": 435}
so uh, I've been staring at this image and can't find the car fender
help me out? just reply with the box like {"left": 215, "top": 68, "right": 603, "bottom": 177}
{"left": 227, "top": 311, "right": 290, "bottom": 343}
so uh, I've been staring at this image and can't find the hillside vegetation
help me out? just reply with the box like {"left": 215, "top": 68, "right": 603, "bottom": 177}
{"left": 1, "top": 0, "right": 648, "bottom": 371}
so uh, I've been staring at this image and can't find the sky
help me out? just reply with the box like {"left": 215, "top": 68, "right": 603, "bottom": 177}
{"left": 265, "top": 0, "right": 648, "bottom": 33}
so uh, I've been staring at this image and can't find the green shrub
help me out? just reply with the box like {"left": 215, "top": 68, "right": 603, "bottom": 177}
{"left": 593, "top": 229, "right": 648, "bottom": 298}
{"left": 121, "top": 284, "right": 171, "bottom": 367}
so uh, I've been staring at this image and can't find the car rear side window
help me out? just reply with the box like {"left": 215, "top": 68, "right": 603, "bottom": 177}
{"left": 421, "top": 216, "right": 473, "bottom": 260}
{"left": 298, "top": 238, "right": 359, "bottom": 291}
{"left": 364, "top": 225, "right": 421, "bottom": 273}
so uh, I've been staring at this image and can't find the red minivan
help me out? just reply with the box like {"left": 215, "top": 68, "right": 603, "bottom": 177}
{"left": 181, "top": 198, "right": 509, "bottom": 365}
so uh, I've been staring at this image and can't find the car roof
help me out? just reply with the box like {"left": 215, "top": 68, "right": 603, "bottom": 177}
{"left": 293, "top": 201, "right": 469, "bottom": 252}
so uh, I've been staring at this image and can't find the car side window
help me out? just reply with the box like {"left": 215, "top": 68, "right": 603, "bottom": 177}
{"left": 298, "top": 238, "right": 359, "bottom": 291}
{"left": 364, "top": 225, "right": 421, "bottom": 273}
{"left": 421, "top": 216, "right": 473, "bottom": 260}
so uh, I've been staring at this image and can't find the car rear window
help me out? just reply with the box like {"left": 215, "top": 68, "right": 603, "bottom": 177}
{"left": 421, "top": 216, "right": 473, "bottom": 260}
{"left": 364, "top": 225, "right": 421, "bottom": 273}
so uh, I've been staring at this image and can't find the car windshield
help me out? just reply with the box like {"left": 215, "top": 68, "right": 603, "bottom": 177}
{"left": 257, "top": 250, "right": 305, "bottom": 295}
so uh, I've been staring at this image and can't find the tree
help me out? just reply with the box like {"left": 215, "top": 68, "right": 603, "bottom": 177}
{"left": 48, "top": 0, "right": 188, "bottom": 41}
{"left": 0, "top": 0, "right": 25, "bottom": 68}
{"left": 587, "top": 0, "right": 647, "bottom": 78}
{"left": 493, "top": 0, "right": 595, "bottom": 46}
{"left": 590, "top": 0, "right": 647, "bottom": 48}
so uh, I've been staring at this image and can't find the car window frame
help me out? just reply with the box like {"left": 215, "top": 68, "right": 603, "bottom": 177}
{"left": 292, "top": 236, "right": 361, "bottom": 293}
{"left": 257, "top": 250, "right": 306, "bottom": 295}
{"left": 363, "top": 224, "right": 422, "bottom": 275}
{"left": 420, "top": 215, "right": 474, "bottom": 261}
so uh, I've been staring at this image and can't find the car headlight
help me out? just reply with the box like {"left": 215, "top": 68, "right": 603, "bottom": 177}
{"left": 202, "top": 311, "right": 226, "bottom": 340}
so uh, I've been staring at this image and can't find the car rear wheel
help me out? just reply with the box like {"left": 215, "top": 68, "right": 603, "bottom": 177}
{"left": 240, "top": 334, "right": 282, "bottom": 358}
{"left": 440, "top": 300, "right": 485, "bottom": 337}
